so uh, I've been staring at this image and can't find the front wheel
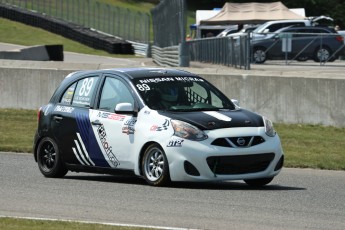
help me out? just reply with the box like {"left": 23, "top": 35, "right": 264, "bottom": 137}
{"left": 244, "top": 177, "right": 274, "bottom": 187}
{"left": 252, "top": 47, "right": 267, "bottom": 64}
{"left": 37, "top": 137, "right": 68, "bottom": 178}
{"left": 142, "top": 143, "right": 170, "bottom": 186}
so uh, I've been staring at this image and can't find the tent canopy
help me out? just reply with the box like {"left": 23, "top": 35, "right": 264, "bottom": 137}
{"left": 200, "top": 2, "right": 306, "bottom": 25}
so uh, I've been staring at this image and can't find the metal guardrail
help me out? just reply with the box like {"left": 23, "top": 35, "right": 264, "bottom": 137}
{"left": 128, "top": 41, "right": 151, "bottom": 57}
{"left": 151, "top": 45, "right": 179, "bottom": 67}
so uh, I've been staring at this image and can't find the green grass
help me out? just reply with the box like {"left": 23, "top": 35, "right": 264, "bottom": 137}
{"left": 275, "top": 123, "right": 345, "bottom": 170}
{"left": 0, "top": 109, "right": 37, "bottom": 153}
{"left": 0, "top": 109, "right": 345, "bottom": 171}
{"left": 0, "top": 217, "right": 150, "bottom": 230}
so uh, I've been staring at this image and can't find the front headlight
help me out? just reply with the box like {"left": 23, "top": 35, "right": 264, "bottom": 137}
{"left": 171, "top": 120, "right": 208, "bottom": 141}
{"left": 263, "top": 117, "right": 276, "bottom": 137}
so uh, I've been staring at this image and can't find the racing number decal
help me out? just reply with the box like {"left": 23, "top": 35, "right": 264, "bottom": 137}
{"left": 79, "top": 78, "right": 94, "bottom": 96}
{"left": 136, "top": 84, "right": 150, "bottom": 91}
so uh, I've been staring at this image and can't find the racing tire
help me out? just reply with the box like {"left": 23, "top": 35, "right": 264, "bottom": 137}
{"left": 244, "top": 177, "right": 274, "bottom": 187}
{"left": 252, "top": 47, "right": 267, "bottom": 64}
{"left": 142, "top": 143, "right": 170, "bottom": 186}
{"left": 37, "top": 137, "right": 68, "bottom": 178}
{"left": 313, "top": 46, "right": 333, "bottom": 62}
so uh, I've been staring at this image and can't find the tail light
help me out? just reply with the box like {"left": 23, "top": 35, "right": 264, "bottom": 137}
{"left": 335, "top": 35, "right": 344, "bottom": 42}
{"left": 37, "top": 107, "right": 42, "bottom": 123}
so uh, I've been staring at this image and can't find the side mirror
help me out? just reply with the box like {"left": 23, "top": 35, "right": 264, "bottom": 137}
{"left": 231, "top": 99, "right": 240, "bottom": 107}
{"left": 115, "top": 103, "right": 137, "bottom": 115}
{"left": 263, "top": 29, "right": 269, "bottom": 34}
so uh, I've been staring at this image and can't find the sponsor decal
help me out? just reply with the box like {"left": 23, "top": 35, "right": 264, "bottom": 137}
{"left": 97, "top": 111, "right": 125, "bottom": 121}
{"left": 139, "top": 77, "right": 175, "bottom": 84}
{"left": 122, "top": 118, "right": 137, "bottom": 135}
{"left": 167, "top": 139, "right": 184, "bottom": 147}
{"left": 54, "top": 105, "right": 74, "bottom": 113}
{"left": 150, "top": 119, "right": 169, "bottom": 131}
{"left": 174, "top": 77, "right": 204, "bottom": 82}
{"left": 97, "top": 124, "right": 120, "bottom": 167}
{"left": 203, "top": 111, "right": 232, "bottom": 122}
{"left": 138, "top": 77, "right": 204, "bottom": 84}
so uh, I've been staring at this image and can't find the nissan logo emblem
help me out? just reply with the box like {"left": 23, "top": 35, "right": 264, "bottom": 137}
{"left": 237, "top": 137, "right": 246, "bottom": 146}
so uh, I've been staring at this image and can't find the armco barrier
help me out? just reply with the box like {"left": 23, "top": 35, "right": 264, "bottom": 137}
{"left": 0, "top": 66, "right": 344, "bottom": 127}
{"left": 0, "top": 4, "right": 133, "bottom": 54}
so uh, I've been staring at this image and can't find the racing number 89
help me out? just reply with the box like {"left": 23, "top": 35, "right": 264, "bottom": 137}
{"left": 136, "top": 84, "right": 150, "bottom": 91}
{"left": 79, "top": 78, "right": 94, "bottom": 96}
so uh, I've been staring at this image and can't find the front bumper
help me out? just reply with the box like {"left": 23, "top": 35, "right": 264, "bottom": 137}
{"left": 164, "top": 127, "right": 284, "bottom": 182}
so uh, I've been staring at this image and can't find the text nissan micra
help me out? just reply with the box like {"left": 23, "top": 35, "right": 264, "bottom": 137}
{"left": 34, "top": 68, "right": 284, "bottom": 186}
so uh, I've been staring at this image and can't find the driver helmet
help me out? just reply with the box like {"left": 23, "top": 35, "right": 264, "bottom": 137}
{"left": 159, "top": 86, "right": 178, "bottom": 102}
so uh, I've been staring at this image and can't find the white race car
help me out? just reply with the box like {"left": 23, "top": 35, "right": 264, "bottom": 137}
{"left": 34, "top": 68, "right": 284, "bottom": 186}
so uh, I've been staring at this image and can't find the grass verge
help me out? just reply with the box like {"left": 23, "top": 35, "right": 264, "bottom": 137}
{"left": 0, "top": 109, "right": 344, "bottom": 170}
{"left": 0, "top": 217, "right": 149, "bottom": 230}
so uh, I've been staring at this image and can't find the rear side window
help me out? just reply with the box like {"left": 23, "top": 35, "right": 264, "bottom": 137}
{"left": 60, "top": 82, "right": 77, "bottom": 105}
{"left": 72, "top": 76, "right": 99, "bottom": 107}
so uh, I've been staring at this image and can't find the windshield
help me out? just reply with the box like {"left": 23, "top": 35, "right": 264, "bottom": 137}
{"left": 252, "top": 23, "right": 268, "bottom": 33}
{"left": 133, "top": 76, "right": 235, "bottom": 111}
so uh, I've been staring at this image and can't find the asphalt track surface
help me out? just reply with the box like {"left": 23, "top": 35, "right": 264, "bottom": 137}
{"left": 1, "top": 152, "right": 345, "bottom": 230}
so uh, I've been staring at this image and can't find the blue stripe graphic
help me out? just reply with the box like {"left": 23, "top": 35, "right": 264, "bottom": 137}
{"left": 75, "top": 111, "right": 110, "bottom": 167}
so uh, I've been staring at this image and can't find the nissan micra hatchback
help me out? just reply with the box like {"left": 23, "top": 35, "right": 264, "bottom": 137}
{"left": 34, "top": 68, "right": 284, "bottom": 186}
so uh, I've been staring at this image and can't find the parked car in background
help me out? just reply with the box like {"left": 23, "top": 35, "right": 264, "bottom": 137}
{"left": 251, "top": 26, "right": 345, "bottom": 63}
{"left": 33, "top": 68, "right": 284, "bottom": 187}
{"left": 251, "top": 16, "right": 334, "bottom": 41}
{"left": 216, "top": 25, "right": 238, "bottom": 37}
{"left": 227, "top": 26, "right": 259, "bottom": 39}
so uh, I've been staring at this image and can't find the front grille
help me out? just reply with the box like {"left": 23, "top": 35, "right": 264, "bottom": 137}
{"left": 211, "top": 136, "right": 265, "bottom": 148}
{"left": 206, "top": 153, "right": 275, "bottom": 175}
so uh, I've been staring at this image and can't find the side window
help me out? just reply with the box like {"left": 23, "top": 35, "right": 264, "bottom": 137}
{"left": 99, "top": 77, "right": 134, "bottom": 112}
{"left": 60, "top": 82, "right": 77, "bottom": 105}
{"left": 72, "top": 76, "right": 99, "bottom": 107}
{"left": 267, "top": 24, "right": 282, "bottom": 32}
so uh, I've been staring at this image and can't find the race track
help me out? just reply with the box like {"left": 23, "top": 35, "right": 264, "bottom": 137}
{"left": 1, "top": 152, "right": 345, "bottom": 229}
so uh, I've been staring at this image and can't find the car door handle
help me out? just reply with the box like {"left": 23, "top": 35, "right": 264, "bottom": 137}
{"left": 91, "top": 120, "right": 102, "bottom": 126}
{"left": 53, "top": 116, "right": 63, "bottom": 122}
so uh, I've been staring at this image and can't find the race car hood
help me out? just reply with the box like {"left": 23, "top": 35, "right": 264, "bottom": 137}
{"left": 160, "top": 109, "right": 264, "bottom": 130}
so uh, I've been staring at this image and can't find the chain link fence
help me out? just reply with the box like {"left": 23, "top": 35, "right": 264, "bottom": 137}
{"left": 150, "top": 0, "right": 188, "bottom": 66}
{"left": 188, "top": 35, "right": 251, "bottom": 69}
{"left": 0, "top": 0, "right": 151, "bottom": 43}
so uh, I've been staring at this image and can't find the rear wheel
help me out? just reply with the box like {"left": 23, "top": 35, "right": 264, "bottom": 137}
{"left": 253, "top": 47, "right": 267, "bottom": 64}
{"left": 37, "top": 137, "right": 68, "bottom": 178}
{"left": 296, "top": 55, "right": 308, "bottom": 62}
{"left": 244, "top": 177, "right": 274, "bottom": 187}
{"left": 314, "top": 46, "right": 333, "bottom": 62}
{"left": 142, "top": 143, "right": 170, "bottom": 186}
